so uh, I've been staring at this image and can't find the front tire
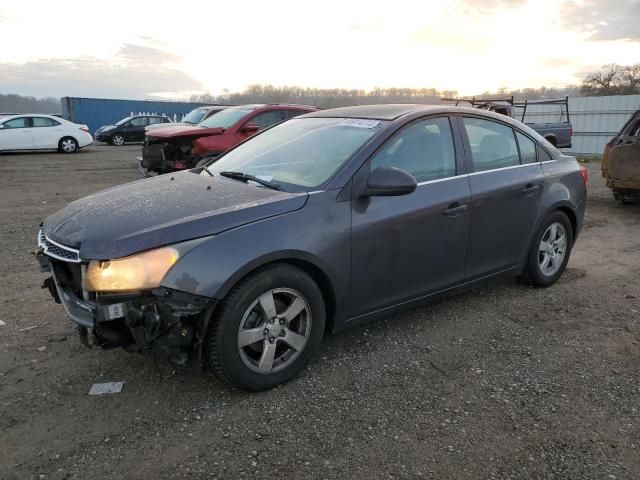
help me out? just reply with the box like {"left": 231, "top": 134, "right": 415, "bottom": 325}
{"left": 524, "top": 211, "right": 573, "bottom": 287}
{"left": 58, "top": 136, "right": 78, "bottom": 154}
{"left": 111, "top": 134, "right": 125, "bottom": 146}
{"left": 204, "top": 264, "right": 326, "bottom": 391}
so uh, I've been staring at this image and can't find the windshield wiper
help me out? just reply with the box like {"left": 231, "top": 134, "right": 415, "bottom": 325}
{"left": 219, "top": 171, "right": 283, "bottom": 191}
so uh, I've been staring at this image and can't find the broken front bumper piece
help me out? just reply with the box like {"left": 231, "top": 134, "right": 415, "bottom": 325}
{"left": 36, "top": 251, "right": 215, "bottom": 364}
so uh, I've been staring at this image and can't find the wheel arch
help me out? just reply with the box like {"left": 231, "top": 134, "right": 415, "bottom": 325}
{"left": 215, "top": 252, "right": 338, "bottom": 334}
{"left": 58, "top": 135, "right": 79, "bottom": 152}
{"left": 544, "top": 134, "right": 558, "bottom": 146}
{"left": 518, "top": 201, "right": 579, "bottom": 272}
{"left": 556, "top": 205, "right": 577, "bottom": 240}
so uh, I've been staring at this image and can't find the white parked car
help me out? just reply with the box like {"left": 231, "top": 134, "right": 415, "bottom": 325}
{"left": 0, "top": 114, "right": 93, "bottom": 153}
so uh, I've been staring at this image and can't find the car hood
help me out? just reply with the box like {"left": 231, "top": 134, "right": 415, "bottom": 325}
{"left": 95, "top": 125, "right": 116, "bottom": 134}
{"left": 43, "top": 171, "right": 308, "bottom": 260}
{"left": 147, "top": 125, "right": 225, "bottom": 139}
{"left": 146, "top": 122, "right": 187, "bottom": 132}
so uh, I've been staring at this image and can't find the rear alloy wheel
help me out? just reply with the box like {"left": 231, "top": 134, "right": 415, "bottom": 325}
{"left": 205, "top": 264, "right": 325, "bottom": 391}
{"left": 524, "top": 211, "right": 573, "bottom": 287}
{"left": 111, "top": 134, "right": 125, "bottom": 146}
{"left": 58, "top": 137, "right": 78, "bottom": 154}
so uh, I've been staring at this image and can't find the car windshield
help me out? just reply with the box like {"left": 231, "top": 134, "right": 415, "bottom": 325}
{"left": 199, "top": 108, "right": 255, "bottom": 129}
{"left": 182, "top": 108, "right": 210, "bottom": 124}
{"left": 204, "top": 117, "right": 387, "bottom": 191}
{"left": 115, "top": 116, "right": 133, "bottom": 126}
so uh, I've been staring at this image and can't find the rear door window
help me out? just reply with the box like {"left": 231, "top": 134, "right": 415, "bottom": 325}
{"left": 370, "top": 116, "right": 456, "bottom": 182}
{"left": 462, "top": 117, "right": 519, "bottom": 172}
{"left": 515, "top": 131, "right": 537, "bottom": 164}
{"left": 32, "top": 117, "right": 60, "bottom": 127}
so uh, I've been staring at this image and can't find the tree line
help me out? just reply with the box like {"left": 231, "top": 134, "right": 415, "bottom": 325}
{"left": 1, "top": 63, "right": 637, "bottom": 114}
{"left": 0, "top": 93, "right": 61, "bottom": 114}
{"left": 580, "top": 64, "right": 640, "bottom": 96}
{"left": 191, "top": 85, "right": 459, "bottom": 108}
{"left": 190, "top": 64, "right": 639, "bottom": 105}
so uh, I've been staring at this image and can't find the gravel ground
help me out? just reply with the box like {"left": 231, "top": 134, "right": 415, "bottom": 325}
{"left": 1, "top": 145, "right": 639, "bottom": 480}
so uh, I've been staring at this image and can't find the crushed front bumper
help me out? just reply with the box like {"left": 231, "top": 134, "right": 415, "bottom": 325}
{"left": 36, "top": 250, "right": 215, "bottom": 362}
{"left": 36, "top": 252, "right": 132, "bottom": 330}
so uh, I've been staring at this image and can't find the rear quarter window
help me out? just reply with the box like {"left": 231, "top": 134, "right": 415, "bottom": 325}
{"left": 538, "top": 147, "right": 553, "bottom": 162}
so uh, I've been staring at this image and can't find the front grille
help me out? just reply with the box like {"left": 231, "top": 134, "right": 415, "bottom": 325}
{"left": 39, "top": 230, "right": 81, "bottom": 263}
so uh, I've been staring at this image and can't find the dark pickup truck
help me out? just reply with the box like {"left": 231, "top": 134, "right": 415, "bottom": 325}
{"left": 444, "top": 96, "right": 572, "bottom": 148}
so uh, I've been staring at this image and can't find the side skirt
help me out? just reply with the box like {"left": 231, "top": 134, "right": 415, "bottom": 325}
{"left": 335, "top": 266, "right": 521, "bottom": 333}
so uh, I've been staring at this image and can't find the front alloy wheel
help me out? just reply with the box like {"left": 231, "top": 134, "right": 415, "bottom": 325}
{"left": 111, "top": 134, "right": 125, "bottom": 146}
{"left": 237, "top": 288, "right": 311, "bottom": 373}
{"left": 205, "top": 264, "right": 325, "bottom": 391}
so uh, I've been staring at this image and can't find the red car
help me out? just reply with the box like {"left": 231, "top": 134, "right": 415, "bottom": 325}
{"left": 139, "top": 104, "right": 318, "bottom": 176}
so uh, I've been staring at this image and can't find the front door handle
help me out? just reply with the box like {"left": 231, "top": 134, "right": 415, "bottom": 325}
{"left": 521, "top": 184, "right": 539, "bottom": 196}
{"left": 443, "top": 203, "right": 468, "bottom": 217}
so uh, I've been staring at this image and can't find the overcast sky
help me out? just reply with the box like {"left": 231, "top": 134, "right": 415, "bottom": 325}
{"left": 0, "top": 0, "right": 638, "bottom": 99}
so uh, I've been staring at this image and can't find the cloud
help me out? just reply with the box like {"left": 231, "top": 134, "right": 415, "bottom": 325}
{"left": 560, "top": 0, "right": 640, "bottom": 41}
{"left": 462, "top": 0, "right": 525, "bottom": 8}
{"left": 0, "top": 43, "right": 202, "bottom": 99}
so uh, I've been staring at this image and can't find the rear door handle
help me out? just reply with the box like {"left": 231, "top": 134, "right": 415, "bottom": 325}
{"left": 521, "top": 184, "right": 539, "bottom": 195}
{"left": 443, "top": 203, "right": 468, "bottom": 217}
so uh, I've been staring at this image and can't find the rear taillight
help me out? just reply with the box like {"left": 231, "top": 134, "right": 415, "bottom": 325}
{"left": 580, "top": 166, "right": 588, "bottom": 184}
{"left": 79, "top": 126, "right": 89, "bottom": 133}
{"left": 569, "top": 127, "right": 573, "bottom": 137}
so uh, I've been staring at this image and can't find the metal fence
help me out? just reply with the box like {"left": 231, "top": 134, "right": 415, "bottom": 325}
{"left": 515, "top": 94, "right": 640, "bottom": 156}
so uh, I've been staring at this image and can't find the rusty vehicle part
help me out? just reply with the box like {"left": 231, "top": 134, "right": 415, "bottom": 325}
{"left": 602, "top": 110, "right": 640, "bottom": 204}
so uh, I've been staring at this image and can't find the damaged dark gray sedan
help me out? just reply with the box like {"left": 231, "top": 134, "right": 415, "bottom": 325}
{"left": 36, "top": 105, "right": 587, "bottom": 391}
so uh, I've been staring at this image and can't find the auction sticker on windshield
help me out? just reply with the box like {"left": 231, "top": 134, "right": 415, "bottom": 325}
{"left": 340, "top": 119, "right": 381, "bottom": 128}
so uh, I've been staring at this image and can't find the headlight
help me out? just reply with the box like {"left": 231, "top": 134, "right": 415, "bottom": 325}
{"left": 84, "top": 247, "right": 179, "bottom": 292}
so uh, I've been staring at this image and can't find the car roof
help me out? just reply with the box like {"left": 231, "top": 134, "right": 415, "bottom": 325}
{"left": 305, "top": 104, "right": 439, "bottom": 120}
{"left": 0, "top": 113, "right": 62, "bottom": 120}
{"left": 225, "top": 104, "right": 317, "bottom": 112}
{"left": 304, "top": 103, "right": 540, "bottom": 126}
{"left": 199, "top": 105, "right": 229, "bottom": 111}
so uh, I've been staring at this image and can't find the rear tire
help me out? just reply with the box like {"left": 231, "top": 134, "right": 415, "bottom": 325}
{"left": 110, "top": 134, "right": 125, "bottom": 146}
{"left": 204, "top": 264, "right": 325, "bottom": 391}
{"left": 523, "top": 211, "right": 573, "bottom": 287}
{"left": 58, "top": 136, "right": 78, "bottom": 154}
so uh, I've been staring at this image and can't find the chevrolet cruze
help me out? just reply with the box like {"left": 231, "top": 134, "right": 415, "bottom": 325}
{"left": 36, "top": 105, "right": 587, "bottom": 391}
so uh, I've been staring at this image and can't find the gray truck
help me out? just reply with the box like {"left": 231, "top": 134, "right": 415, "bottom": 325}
{"left": 444, "top": 96, "right": 572, "bottom": 148}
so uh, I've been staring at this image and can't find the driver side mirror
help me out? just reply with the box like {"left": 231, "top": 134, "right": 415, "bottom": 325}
{"left": 240, "top": 123, "right": 260, "bottom": 134}
{"left": 362, "top": 167, "right": 417, "bottom": 197}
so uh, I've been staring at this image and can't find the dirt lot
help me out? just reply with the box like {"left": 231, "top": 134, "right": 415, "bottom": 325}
{"left": 1, "top": 145, "right": 639, "bottom": 480}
